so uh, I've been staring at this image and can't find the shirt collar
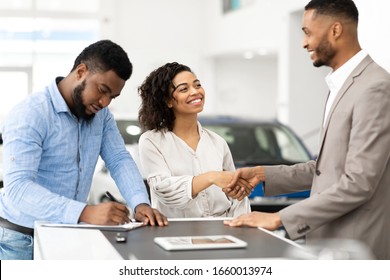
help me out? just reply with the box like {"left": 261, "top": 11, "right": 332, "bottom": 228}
{"left": 50, "top": 77, "right": 72, "bottom": 114}
{"left": 325, "top": 50, "right": 367, "bottom": 93}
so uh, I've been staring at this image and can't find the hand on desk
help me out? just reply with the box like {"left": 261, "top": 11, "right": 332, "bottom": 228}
{"left": 134, "top": 203, "right": 169, "bottom": 227}
{"left": 79, "top": 202, "right": 131, "bottom": 225}
{"left": 224, "top": 211, "right": 282, "bottom": 231}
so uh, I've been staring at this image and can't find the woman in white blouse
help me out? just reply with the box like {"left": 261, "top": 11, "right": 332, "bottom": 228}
{"left": 137, "top": 62, "right": 251, "bottom": 218}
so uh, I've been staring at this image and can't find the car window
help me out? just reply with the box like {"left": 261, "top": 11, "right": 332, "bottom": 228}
{"left": 114, "top": 118, "right": 311, "bottom": 166}
{"left": 203, "top": 126, "right": 234, "bottom": 144}
{"left": 203, "top": 123, "right": 310, "bottom": 165}
{"left": 271, "top": 126, "right": 309, "bottom": 162}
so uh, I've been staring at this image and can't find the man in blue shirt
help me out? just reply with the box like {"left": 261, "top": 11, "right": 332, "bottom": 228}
{"left": 0, "top": 40, "right": 168, "bottom": 260}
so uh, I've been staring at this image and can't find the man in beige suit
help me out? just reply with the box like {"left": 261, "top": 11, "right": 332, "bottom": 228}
{"left": 224, "top": 0, "right": 390, "bottom": 259}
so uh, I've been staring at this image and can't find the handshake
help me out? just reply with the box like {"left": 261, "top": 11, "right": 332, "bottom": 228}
{"left": 215, "top": 166, "right": 266, "bottom": 201}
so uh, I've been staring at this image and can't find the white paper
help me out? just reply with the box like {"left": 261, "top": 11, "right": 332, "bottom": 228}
{"left": 41, "top": 222, "right": 144, "bottom": 231}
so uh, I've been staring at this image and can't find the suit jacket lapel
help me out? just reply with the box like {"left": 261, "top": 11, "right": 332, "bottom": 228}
{"left": 316, "top": 55, "right": 374, "bottom": 161}
{"left": 319, "top": 91, "right": 330, "bottom": 143}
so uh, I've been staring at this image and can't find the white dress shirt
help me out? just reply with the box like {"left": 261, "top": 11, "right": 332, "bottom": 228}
{"left": 324, "top": 50, "right": 368, "bottom": 126}
{"left": 138, "top": 122, "right": 251, "bottom": 218}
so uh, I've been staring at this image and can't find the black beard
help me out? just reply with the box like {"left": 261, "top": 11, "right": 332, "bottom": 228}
{"left": 312, "top": 39, "right": 335, "bottom": 68}
{"left": 72, "top": 80, "right": 95, "bottom": 123}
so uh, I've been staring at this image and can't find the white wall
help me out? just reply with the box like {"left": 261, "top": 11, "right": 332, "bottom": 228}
{"left": 278, "top": 9, "right": 329, "bottom": 154}
{"left": 355, "top": 0, "right": 390, "bottom": 72}
{"left": 213, "top": 55, "right": 277, "bottom": 119}
{"left": 100, "top": 0, "right": 208, "bottom": 117}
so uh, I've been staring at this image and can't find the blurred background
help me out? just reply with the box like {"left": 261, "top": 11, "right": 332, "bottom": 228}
{"left": 1, "top": 0, "right": 389, "bottom": 155}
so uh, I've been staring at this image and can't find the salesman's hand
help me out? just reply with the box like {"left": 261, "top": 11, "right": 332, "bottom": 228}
{"left": 223, "top": 211, "right": 282, "bottom": 230}
{"left": 212, "top": 171, "right": 253, "bottom": 201}
{"left": 223, "top": 178, "right": 254, "bottom": 201}
{"left": 223, "top": 166, "right": 265, "bottom": 195}
{"left": 79, "top": 202, "right": 131, "bottom": 225}
{"left": 134, "top": 203, "right": 169, "bottom": 226}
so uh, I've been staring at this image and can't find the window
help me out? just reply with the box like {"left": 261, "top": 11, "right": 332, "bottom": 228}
{"left": 222, "top": 0, "right": 254, "bottom": 14}
{"left": 0, "top": 68, "right": 31, "bottom": 120}
{"left": 0, "top": 0, "right": 100, "bottom": 123}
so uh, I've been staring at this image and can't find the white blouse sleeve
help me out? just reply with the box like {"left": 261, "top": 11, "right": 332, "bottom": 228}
{"left": 139, "top": 134, "right": 194, "bottom": 209}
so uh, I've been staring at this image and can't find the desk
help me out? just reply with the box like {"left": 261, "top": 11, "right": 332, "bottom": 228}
{"left": 34, "top": 218, "right": 303, "bottom": 260}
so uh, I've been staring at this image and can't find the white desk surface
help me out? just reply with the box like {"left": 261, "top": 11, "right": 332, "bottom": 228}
{"left": 34, "top": 221, "right": 123, "bottom": 260}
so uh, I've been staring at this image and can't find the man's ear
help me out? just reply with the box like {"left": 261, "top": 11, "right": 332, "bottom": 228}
{"left": 75, "top": 63, "right": 88, "bottom": 80}
{"left": 332, "top": 22, "right": 343, "bottom": 39}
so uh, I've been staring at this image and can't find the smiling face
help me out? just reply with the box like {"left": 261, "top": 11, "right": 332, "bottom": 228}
{"left": 71, "top": 66, "right": 125, "bottom": 121}
{"left": 167, "top": 71, "right": 205, "bottom": 117}
{"left": 302, "top": 9, "right": 337, "bottom": 69}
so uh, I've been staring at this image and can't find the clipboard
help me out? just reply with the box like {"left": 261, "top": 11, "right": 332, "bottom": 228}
{"left": 41, "top": 222, "right": 144, "bottom": 231}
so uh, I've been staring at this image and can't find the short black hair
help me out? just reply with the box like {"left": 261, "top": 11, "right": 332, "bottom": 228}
{"left": 138, "top": 62, "right": 192, "bottom": 131}
{"left": 305, "top": 0, "right": 358, "bottom": 23}
{"left": 71, "top": 39, "right": 132, "bottom": 80}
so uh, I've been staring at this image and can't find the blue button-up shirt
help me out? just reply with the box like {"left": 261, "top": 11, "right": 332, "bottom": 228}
{"left": 0, "top": 78, "right": 150, "bottom": 228}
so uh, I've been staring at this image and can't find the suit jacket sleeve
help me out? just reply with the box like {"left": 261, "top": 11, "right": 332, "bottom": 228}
{"left": 264, "top": 161, "right": 315, "bottom": 196}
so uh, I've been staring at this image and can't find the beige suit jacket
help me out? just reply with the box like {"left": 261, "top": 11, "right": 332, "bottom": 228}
{"left": 264, "top": 55, "right": 390, "bottom": 259}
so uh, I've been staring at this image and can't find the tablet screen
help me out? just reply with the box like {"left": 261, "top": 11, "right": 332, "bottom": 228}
{"left": 154, "top": 235, "right": 247, "bottom": 251}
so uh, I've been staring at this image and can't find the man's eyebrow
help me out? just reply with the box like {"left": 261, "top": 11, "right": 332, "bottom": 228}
{"left": 100, "top": 84, "right": 112, "bottom": 93}
{"left": 100, "top": 83, "right": 120, "bottom": 98}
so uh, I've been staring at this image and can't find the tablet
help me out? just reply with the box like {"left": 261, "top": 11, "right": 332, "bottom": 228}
{"left": 154, "top": 235, "right": 247, "bottom": 251}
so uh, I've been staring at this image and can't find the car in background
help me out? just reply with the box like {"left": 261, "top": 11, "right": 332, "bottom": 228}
{"left": 88, "top": 115, "right": 314, "bottom": 211}
{"left": 199, "top": 116, "right": 313, "bottom": 212}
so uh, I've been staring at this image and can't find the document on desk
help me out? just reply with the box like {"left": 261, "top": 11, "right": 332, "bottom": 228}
{"left": 41, "top": 222, "right": 144, "bottom": 231}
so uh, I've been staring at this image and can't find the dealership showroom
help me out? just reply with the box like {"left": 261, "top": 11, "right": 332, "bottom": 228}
{"left": 1, "top": 0, "right": 389, "bottom": 278}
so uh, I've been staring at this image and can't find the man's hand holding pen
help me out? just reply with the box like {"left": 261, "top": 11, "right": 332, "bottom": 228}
{"left": 78, "top": 199, "right": 131, "bottom": 225}
{"left": 79, "top": 191, "right": 169, "bottom": 227}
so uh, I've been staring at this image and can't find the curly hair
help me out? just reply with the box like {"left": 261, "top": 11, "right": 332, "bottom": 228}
{"left": 305, "top": 0, "right": 358, "bottom": 23}
{"left": 138, "top": 62, "right": 192, "bottom": 131}
{"left": 71, "top": 39, "right": 132, "bottom": 81}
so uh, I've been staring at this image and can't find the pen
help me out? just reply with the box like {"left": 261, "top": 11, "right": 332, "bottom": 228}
{"left": 105, "top": 191, "right": 133, "bottom": 223}
{"left": 105, "top": 191, "right": 120, "bottom": 203}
